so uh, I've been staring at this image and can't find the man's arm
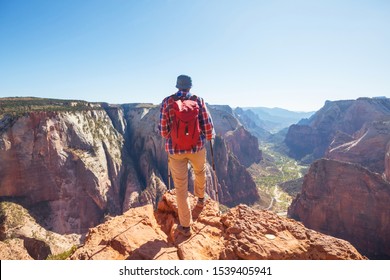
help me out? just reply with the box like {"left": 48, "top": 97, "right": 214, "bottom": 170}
{"left": 158, "top": 98, "right": 170, "bottom": 139}
{"left": 199, "top": 99, "right": 215, "bottom": 141}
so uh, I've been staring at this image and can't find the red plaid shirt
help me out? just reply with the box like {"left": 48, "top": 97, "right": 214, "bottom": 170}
{"left": 159, "top": 91, "right": 214, "bottom": 154}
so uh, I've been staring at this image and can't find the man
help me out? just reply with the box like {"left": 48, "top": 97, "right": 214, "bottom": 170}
{"left": 159, "top": 75, "right": 214, "bottom": 237}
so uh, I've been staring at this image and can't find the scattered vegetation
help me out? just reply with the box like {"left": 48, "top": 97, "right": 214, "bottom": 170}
{"left": 46, "top": 245, "right": 78, "bottom": 260}
{"left": 0, "top": 97, "right": 103, "bottom": 118}
{"left": 0, "top": 201, "right": 28, "bottom": 230}
{"left": 126, "top": 103, "right": 157, "bottom": 109}
{"left": 218, "top": 204, "right": 230, "bottom": 214}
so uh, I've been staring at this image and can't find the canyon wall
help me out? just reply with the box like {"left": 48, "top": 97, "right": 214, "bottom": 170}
{"left": 285, "top": 98, "right": 390, "bottom": 162}
{"left": 0, "top": 100, "right": 262, "bottom": 237}
{"left": 0, "top": 110, "right": 124, "bottom": 234}
{"left": 288, "top": 159, "right": 390, "bottom": 259}
{"left": 286, "top": 98, "right": 390, "bottom": 259}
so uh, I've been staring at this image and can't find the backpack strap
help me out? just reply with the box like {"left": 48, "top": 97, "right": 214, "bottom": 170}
{"left": 171, "top": 94, "right": 180, "bottom": 101}
{"left": 171, "top": 92, "right": 198, "bottom": 101}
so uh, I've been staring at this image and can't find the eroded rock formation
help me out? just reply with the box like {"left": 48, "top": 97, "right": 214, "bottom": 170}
{"left": 286, "top": 99, "right": 390, "bottom": 260}
{"left": 0, "top": 98, "right": 261, "bottom": 238}
{"left": 0, "top": 110, "right": 124, "bottom": 234}
{"left": 288, "top": 159, "right": 390, "bottom": 259}
{"left": 326, "top": 119, "right": 390, "bottom": 174}
{"left": 69, "top": 192, "right": 364, "bottom": 260}
{"left": 0, "top": 201, "right": 81, "bottom": 260}
{"left": 121, "top": 103, "right": 261, "bottom": 209}
{"left": 285, "top": 98, "right": 390, "bottom": 162}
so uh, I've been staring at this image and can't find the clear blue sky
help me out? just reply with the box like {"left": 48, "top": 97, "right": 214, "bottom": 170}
{"left": 1, "top": 0, "right": 389, "bottom": 111}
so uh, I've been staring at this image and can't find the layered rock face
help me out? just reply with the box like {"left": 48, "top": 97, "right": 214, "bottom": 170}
{"left": 287, "top": 98, "right": 390, "bottom": 259}
{"left": 233, "top": 107, "right": 271, "bottom": 140}
{"left": 224, "top": 126, "right": 262, "bottom": 168}
{"left": 208, "top": 105, "right": 262, "bottom": 168}
{"left": 208, "top": 136, "right": 260, "bottom": 207}
{"left": 122, "top": 104, "right": 261, "bottom": 209}
{"left": 285, "top": 98, "right": 390, "bottom": 162}
{"left": 386, "top": 143, "right": 390, "bottom": 181}
{"left": 69, "top": 192, "right": 364, "bottom": 260}
{"left": 120, "top": 104, "right": 168, "bottom": 210}
{"left": 289, "top": 159, "right": 390, "bottom": 259}
{"left": 326, "top": 119, "right": 390, "bottom": 174}
{"left": 0, "top": 99, "right": 262, "bottom": 237}
{"left": 0, "top": 110, "right": 124, "bottom": 234}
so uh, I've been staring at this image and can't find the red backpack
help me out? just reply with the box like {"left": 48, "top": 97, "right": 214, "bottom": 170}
{"left": 169, "top": 94, "right": 201, "bottom": 151}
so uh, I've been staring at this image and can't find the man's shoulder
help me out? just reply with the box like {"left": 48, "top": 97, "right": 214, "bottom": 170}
{"left": 192, "top": 94, "right": 205, "bottom": 105}
{"left": 162, "top": 94, "right": 174, "bottom": 104}
{"left": 162, "top": 92, "right": 205, "bottom": 105}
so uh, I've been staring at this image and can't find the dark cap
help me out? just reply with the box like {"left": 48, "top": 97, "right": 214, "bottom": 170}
{"left": 176, "top": 75, "right": 192, "bottom": 89}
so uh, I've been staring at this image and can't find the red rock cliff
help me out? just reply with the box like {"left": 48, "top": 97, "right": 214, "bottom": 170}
{"left": 0, "top": 100, "right": 262, "bottom": 236}
{"left": 326, "top": 119, "right": 390, "bottom": 174}
{"left": 285, "top": 98, "right": 390, "bottom": 162}
{"left": 0, "top": 110, "right": 124, "bottom": 234}
{"left": 288, "top": 159, "right": 390, "bottom": 259}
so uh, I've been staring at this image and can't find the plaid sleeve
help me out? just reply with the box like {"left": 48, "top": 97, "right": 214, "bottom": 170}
{"left": 158, "top": 97, "right": 170, "bottom": 139}
{"left": 198, "top": 98, "right": 215, "bottom": 141}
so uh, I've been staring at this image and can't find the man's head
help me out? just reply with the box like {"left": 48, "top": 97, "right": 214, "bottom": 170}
{"left": 176, "top": 75, "right": 192, "bottom": 91}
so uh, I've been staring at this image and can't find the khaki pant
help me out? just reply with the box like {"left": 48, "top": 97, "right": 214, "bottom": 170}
{"left": 168, "top": 148, "right": 206, "bottom": 227}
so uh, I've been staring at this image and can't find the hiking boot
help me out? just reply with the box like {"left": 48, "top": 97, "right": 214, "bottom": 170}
{"left": 195, "top": 196, "right": 207, "bottom": 209}
{"left": 176, "top": 225, "right": 191, "bottom": 237}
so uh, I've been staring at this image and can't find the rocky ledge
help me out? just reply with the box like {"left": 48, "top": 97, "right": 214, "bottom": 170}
{"left": 69, "top": 192, "right": 365, "bottom": 260}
